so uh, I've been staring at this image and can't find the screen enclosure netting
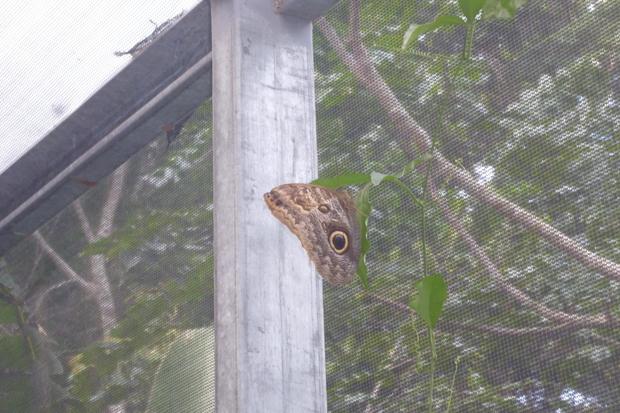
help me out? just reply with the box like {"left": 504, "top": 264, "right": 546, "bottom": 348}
{"left": 0, "top": 1, "right": 618, "bottom": 412}
{"left": 0, "top": 103, "right": 214, "bottom": 413}
{"left": 315, "top": 1, "right": 619, "bottom": 412}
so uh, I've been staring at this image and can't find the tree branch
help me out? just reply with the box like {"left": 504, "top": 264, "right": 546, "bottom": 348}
{"left": 347, "top": 0, "right": 362, "bottom": 47}
{"left": 367, "top": 292, "right": 618, "bottom": 336}
{"left": 590, "top": 332, "right": 620, "bottom": 348}
{"left": 32, "top": 231, "right": 96, "bottom": 294}
{"left": 31, "top": 280, "right": 76, "bottom": 321}
{"left": 72, "top": 199, "right": 95, "bottom": 243}
{"left": 363, "top": 334, "right": 401, "bottom": 413}
{"left": 314, "top": 16, "right": 620, "bottom": 281}
{"left": 317, "top": 12, "right": 617, "bottom": 329}
{"left": 428, "top": 182, "right": 612, "bottom": 327}
{"left": 434, "top": 160, "right": 620, "bottom": 281}
{"left": 97, "top": 162, "right": 129, "bottom": 239}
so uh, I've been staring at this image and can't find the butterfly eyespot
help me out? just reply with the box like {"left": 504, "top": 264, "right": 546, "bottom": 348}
{"left": 318, "top": 204, "right": 330, "bottom": 213}
{"left": 329, "top": 230, "right": 349, "bottom": 254}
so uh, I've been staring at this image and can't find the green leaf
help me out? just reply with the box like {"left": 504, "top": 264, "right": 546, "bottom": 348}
{"left": 402, "top": 15, "right": 466, "bottom": 50}
{"left": 409, "top": 274, "right": 448, "bottom": 330}
{"left": 401, "top": 23, "right": 419, "bottom": 50}
{"left": 146, "top": 327, "right": 214, "bottom": 413}
{"left": 355, "top": 184, "right": 372, "bottom": 290}
{"left": 111, "top": 296, "right": 169, "bottom": 338}
{"left": 401, "top": 153, "right": 433, "bottom": 177}
{"left": 370, "top": 172, "right": 425, "bottom": 208}
{"left": 459, "top": 0, "right": 487, "bottom": 21}
{"left": 370, "top": 171, "right": 389, "bottom": 186}
{"left": 482, "top": 0, "right": 527, "bottom": 19}
{"left": 311, "top": 172, "right": 370, "bottom": 189}
{"left": 0, "top": 302, "right": 17, "bottom": 324}
{"left": 370, "top": 171, "right": 404, "bottom": 188}
{"left": 371, "top": 153, "right": 433, "bottom": 185}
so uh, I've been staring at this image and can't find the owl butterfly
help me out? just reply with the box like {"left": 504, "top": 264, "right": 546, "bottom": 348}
{"left": 264, "top": 184, "right": 360, "bottom": 285}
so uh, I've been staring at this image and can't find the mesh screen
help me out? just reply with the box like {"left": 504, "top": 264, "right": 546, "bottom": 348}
{"left": 0, "top": 1, "right": 618, "bottom": 412}
{"left": 316, "top": 1, "right": 619, "bottom": 412}
{"left": 0, "top": 1, "right": 200, "bottom": 175}
{"left": 0, "top": 103, "right": 214, "bottom": 412}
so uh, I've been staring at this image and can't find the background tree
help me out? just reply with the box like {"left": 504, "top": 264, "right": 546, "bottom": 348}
{"left": 0, "top": 105, "right": 214, "bottom": 412}
{"left": 315, "top": 0, "right": 619, "bottom": 411}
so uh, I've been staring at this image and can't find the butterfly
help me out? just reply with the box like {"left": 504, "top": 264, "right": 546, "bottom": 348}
{"left": 264, "top": 184, "right": 360, "bottom": 285}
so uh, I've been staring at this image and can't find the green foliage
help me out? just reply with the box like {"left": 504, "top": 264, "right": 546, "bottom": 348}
{"left": 312, "top": 172, "right": 370, "bottom": 188}
{"left": 67, "top": 149, "right": 215, "bottom": 393}
{"left": 409, "top": 275, "right": 448, "bottom": 330}
{"left": 315, "top": 151, "right": 450, "bottom": 410}
{"left": 68, "top": 255, "right": 213, "bottom": 411}
{"left": 402, "top": 0, "right": 527, "bottom": 60}
{"left": 355, "top": 185, "right": 372, "bottom": 289}
{"left": 458, "top": 0, "right": 487, "bottom": 22}
{"left": 82, "top": 208, "right": 212, "bottom": 258}
{"left": 316, "top": 0, "right": 619, "bottom": 411}
{"left": 483, "top": 0, "right": 528, "bottom": 19}
{"left": 402, "top": 15, "right": 466, "bottom": 50}
{"left": 146, "top": 327, "right": 214, "bottom": 413}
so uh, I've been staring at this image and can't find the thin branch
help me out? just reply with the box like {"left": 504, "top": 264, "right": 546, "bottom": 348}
{"left": 363, "top": 381, "right": 383, "bottom": 413}
{"left": 590, "top": 332, "right": 620, "bottom": 348}
{"left": 316, "top": 17, "right": 357, "bottom": 70}
{"left": 363, "top": 335, "right": 402, "bottom": 413}
{"left": 348, "top": 0, "right": 362, "bottom": 47}
{"left": 72, "top": 199, "right": 95, "bottom": 242}
{"left": 316, "top": 17, "right": 432, "bottom": 150}
{"left": 32, "top": 231, "right": 96, "bottom": 294}
{"left": 318, "top": 12, "right": 617, "bottom": 327}
{"left": 368, "top": 292, "right": 618, "bottom": 336}
{"left": 434, "top": 160, "right": 620, "bottom": 281}
{"left": 21, "top": 244, "right": 45, "bottom": 300}
{"left": 31, "top": 280, "right": 76, "bottom": 320}
{"left": 314, "top": 16, "right": 620, "bottom": 281}
{"left": 428, "top": 182, "right": 612, "bottom": 327}
{"left": 98, "top": 162, "right": 129, "bottom": 238}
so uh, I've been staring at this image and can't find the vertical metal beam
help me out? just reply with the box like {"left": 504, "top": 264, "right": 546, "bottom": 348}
{"left": 211, "top": 1, "right": 327, "bottom": 412}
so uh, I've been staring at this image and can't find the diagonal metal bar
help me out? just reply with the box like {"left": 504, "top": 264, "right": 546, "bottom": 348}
{"left": 0, "top": 2, "right": 212, "bottom": 255}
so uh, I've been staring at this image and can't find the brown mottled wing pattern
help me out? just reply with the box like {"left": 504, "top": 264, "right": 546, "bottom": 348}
{"left": 264, "top": 184, "right": 360, "bottom": 285}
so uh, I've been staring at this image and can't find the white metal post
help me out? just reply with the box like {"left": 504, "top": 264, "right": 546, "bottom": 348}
{"left": 211, "top": 1, "right": 335, "bottom": 411}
